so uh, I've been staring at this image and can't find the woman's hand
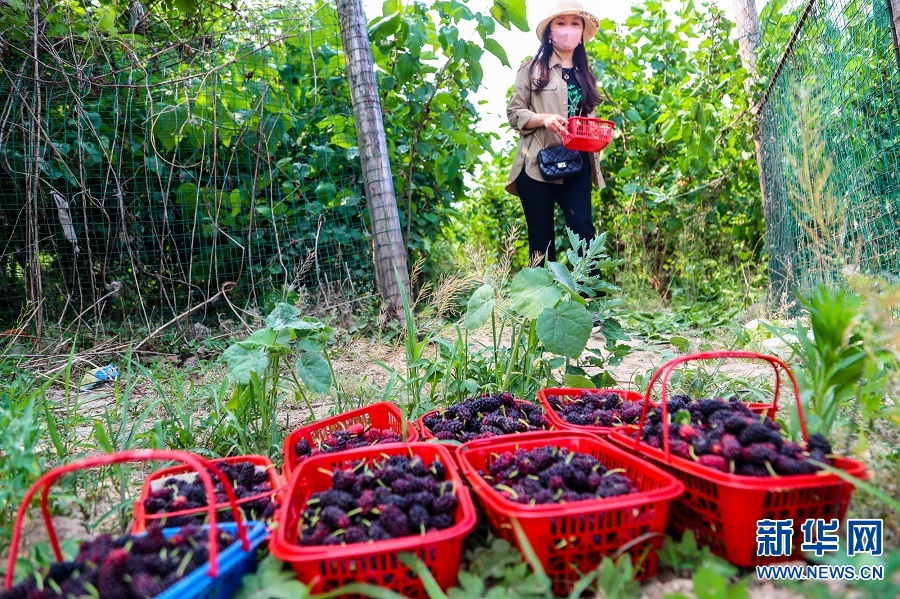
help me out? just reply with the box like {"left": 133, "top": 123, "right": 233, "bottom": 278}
{"left": 540, "top": 113, "right": 568, "bottom": 140}
{"left": 523, "top": 113, "right": 569, "bottom": 140}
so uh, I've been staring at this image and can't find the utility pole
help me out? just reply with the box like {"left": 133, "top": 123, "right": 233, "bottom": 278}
{"left": 337, "top": 0, "right": 410, "bottom": 318}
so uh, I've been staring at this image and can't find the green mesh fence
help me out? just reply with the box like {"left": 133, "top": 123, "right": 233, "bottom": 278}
{"left": 0, "top": 1, "right": 373, "bottom": 329}
{"left": 754, "top": 0, "right": 900, "bottom": 303}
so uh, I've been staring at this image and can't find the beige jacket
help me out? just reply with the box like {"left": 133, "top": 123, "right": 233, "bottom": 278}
{"left": 506, "top": 57, "right": 606, "bottom": 196}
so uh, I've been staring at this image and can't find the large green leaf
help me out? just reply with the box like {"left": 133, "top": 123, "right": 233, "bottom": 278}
{"left": 483, "top": 38, "right": 509, "bottom": 67}
{"left": 265, "top": 302, "right": 302, "bottom": 330}
{"left": 547, "top": 261, "right": 585, "bottom": 304}
{"left": 245, "top": 327, "right": 292, "bottom": 349}
{"left": 536, "top": 302, "right": 593, "bottom": 358}
{"left": 295, "top": 351, "right": 331, "bottom": 394}
{"left": 509, "top": 268, "right": 562, "bottom": 320}
{"left": 222, "top": 345, "right": 269, "bottom": 385}
{"left": 465, "top": 283, "right": 495, "bottom": 329}
{"left": 505, "top": 0, "right": 529, "bottom": 31}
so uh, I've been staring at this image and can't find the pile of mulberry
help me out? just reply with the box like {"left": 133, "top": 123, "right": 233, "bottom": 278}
{"left": 638, "top": 396, "right": 835, "bottom": 477}
{"left": 142, "top": 459, "right": 276, "bottom": 526}
{"left": 295, "top": 424, "right": 403, "bottom": 460}
{"left": 546, "top": 391, "right": 644, "bottom": 427}
{"left": 297, "top": 454, "right": 458, "bottom": 546}
{"left": 478, "top": 445, "right": 639, "bottom": 505}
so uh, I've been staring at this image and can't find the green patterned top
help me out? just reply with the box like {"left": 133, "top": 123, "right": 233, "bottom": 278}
{"left": 562, "top": 67, "right": 582, "bottom": 118}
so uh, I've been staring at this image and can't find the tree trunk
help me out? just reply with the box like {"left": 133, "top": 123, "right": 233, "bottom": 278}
{"left": 337, "top": 0, "right": 410, "bottom": 317}
{"left": 733, "top": 0, "right": 771, "bottom": 273}
{"left": 732, "top": 0, "right": 760, "bottom": 79}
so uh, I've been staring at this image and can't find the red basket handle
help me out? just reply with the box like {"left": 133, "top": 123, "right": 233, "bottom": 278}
{"left": 634, "top": 351, "right": 807, "bottom": 460}
{"left": 4, "top": 450, "right": 249, "bottom": 590}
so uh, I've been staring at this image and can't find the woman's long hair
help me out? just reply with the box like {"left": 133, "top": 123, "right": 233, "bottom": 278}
{"left": 528, "top": 21, "right": 601, "bottom": 115}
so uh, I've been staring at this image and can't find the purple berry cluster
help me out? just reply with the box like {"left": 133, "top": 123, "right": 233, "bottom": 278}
{"left": 422, "top": 392, "right": 549, "bottom": 442}
{"left": 297, "top": 454, "right": 458, "bottom": 546}
{"left": 142, "top": 460, "right": 276, "bottom": 526}
{"left": 295, "top": 423, "right": 403, "bottom": 460}
{"left": 547, "top": 391, "right": 644, "bottom": 427}
{"left": 638, "top": 395, "right": 834, "bottom": 476}
{"left": 0, "top": 524, "right": 235, "bottom": 599}
{"left": 479, "top": 445, "right": 638, "bottom": 505}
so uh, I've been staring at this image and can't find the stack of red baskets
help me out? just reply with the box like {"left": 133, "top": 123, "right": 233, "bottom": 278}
{"left": 537, "top": 387, "right": 647, "bottom": 437}
{"left": 282, "top": 401, "right": 419, "bottom": 479}
{"left": 132, "top": 454, "right": 283, "bottom": 533}
{"left": 456, "top": 430, "right": 684, "bottom": 595}
{"left": 4, "top": 451, "right": 268, "bottom": 599}
{"left": 609, "top": 351, "right": 868, "bottom": 566}
{"left": 271, "top": 443, "right": 477, "bottom": 598}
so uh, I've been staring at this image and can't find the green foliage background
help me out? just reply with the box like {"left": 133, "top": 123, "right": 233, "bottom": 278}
{"left": 0, "top": 0, "right": 524, "bottom": 326}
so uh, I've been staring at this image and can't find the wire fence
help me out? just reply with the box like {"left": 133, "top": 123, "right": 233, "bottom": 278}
{"left": 748, "top": 0, "right": 900, "bottom": 303}
{"left": 0, "top": 1, "right": 373, "bottom": 333}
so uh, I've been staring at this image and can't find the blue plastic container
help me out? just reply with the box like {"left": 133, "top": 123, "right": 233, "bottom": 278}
{"left": 155, "top": 521, "right": 268, "bottom": 599}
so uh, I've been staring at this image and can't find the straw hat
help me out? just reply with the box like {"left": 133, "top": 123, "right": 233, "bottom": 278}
{"left": 535, "top": 1, "right": 600, "bottom": 43}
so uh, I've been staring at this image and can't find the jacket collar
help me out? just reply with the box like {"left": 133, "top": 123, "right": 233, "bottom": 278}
{"left": 548, "top": 54, "right": 574, "bottom": 70}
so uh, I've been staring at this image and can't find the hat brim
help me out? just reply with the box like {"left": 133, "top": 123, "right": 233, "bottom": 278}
{"left": 536, "top": 9, "right": 600, "bottom": 43}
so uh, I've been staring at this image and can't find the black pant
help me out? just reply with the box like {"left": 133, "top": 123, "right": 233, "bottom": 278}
{"left": 517, "top": 155, "right": 595, "bottom": 264}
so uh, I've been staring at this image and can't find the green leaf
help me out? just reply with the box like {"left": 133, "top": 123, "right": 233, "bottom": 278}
{"left": 92, "top": 420, "right": 114, "bottom": 453}
{"left": 597, "top": 317, "right": 630, "bottom": 344}
{"left": 670, "top": 336, "right": 689, "bottom": 352}
{"left": 265, "top": 303, "right": 303, "bottom": 330}
{"left": 465, "top": 283, "right": 495, "bottom": 329}
{"left": 234, "top": 556, "right": 309, "bottom": 599}
{"left": 509, "top": 268, "right": 562, "bottom": 320}
{"left": 562, "top": 374, "right": 595, "bottom": 389}
{"left": 295, "top": 351, "right": 331, "bottom": 394}
{"left": 536, "top": 302, "right": 593, "bottom": 358}
{"left": 96, "top": 7, "right": 117, "bottom": 34}
{"left": 222, "top": 345, "right": 269, "bottom": 385}
{"left": 174, "top": 0, "right": 197, "bottom": 14}
{"left": 395, "top": 53, "right": 419, "bottom": 85}
{"left": 505, "top": 0, "right": 529, "bottom": 31}
{"left": 454, "top": 572, "right": 484, "bottom": 597}
{"left": 483, "top": 38, "right": 510, "bottom": 67}
{"left": 547, "top": 261, "right": 586, "bottom": 304}
{"left": 693, "top": 566, "right": 747, "bottom": 599}
{"left": 674, "top": 409, "right": 692, "bottom": 426}
{"left": 368, "top": 10, "right": 402, "bottom": 41}
{"left": 245, "top": 328, "right": 293, "bottom": 349}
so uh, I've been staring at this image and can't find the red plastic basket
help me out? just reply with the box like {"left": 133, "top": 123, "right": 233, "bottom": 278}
{"left": 537, "top": 388, "right": 648, "bottom": 437}
{"left": 4, "top": 450, "right": 252, "bottom": 592}
{"left": 282, "top": 402, "right": 419, "bottom": 479}
{"left": 270, "top": 442, "right": 477, "bottom": 597}
{"left": 608, "top": 351, "right": 867, "bottom": 567}
{"left": 132, "top": 454, "right": 283, "bottom": 533}
{"left": 562, "top": 117, "right": 614, "bottom": 152}
{"left": 456, "top": 431, "right": 684, "bottom": 595}
{"left": 417, "top": 398, "right": 552, "bottom": 440}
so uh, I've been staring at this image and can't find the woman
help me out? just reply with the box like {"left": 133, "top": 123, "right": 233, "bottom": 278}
{"left": 506, "top": 1, "right": 604, "bottom": 266}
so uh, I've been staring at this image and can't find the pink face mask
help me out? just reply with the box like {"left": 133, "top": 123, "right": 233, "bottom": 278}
{"left": 551, "top": 25, "right": 582, "bottom": 51}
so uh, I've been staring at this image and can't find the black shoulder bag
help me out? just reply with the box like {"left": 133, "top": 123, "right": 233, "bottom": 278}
{"left": 536, "top": 120, "right": 582, "bottom": 181}
{"left": 537, "top": 143, "right": 582, "bottom": 180}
